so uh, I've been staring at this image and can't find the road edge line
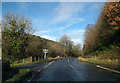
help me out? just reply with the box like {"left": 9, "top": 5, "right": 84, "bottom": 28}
{"left": 96, "top": 65, "right": 120, "bottom": 74}
{"left": 28, "top": 61, "right": 55, "bottom": 82}
{"left": 40, "top": 61, "right": 54, "bottom": 70}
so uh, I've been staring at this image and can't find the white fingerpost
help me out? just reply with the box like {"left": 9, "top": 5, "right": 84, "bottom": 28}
{"left": 43, "top": 49, "right": 48, "bottom": 60}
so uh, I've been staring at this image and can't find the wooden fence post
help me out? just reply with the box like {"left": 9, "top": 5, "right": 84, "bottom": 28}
{"left": 30, "top": 57, "right": 32, "bottom": 62}
{"left": 35, "top": 57, "right": 36, "bottom": 62}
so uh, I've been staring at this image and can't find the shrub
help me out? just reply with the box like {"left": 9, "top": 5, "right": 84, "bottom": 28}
{"left": 4, "top": 69, "right": 30, "bottom": 83}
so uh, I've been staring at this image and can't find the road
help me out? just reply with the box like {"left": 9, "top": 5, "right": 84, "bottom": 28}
{"left": 26, "top": 57, "right": 120, "bottom": 82}
{"left": 1, "top": 58, "right": 120, "bottom": 83}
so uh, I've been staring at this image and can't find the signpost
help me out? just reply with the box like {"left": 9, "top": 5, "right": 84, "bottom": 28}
{"left": 43, "top": 49, "right": 48, "bottom": 60}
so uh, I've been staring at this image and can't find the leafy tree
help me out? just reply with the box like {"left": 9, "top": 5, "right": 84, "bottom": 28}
{"left": 2, "top": 12, "right": 33, "bottom": 62}
{"left": 59, "top": 34, "right": 72, "bottom": 56}
{"left": 72, "top": 43, "right": 81, "bottom": 56}
{"left": 59, "top": 34, "right": 71, "bottom": 47}
{"left": 104, "top": 1, "right": 120, "bottom": 30}
{"left": 48, "top": 42, "right": 64, "bottom": 57}
{"left": 104, "top": 1, "right": 120, "bottom": 45}
{"left": 84, "top": 24, "right": 98, "bottom": 51}
{"left": 83, "top": 1, "right": 120, "bottom": 63}
{"left": 59, "top": 34, "right": 81, "bottom": 56}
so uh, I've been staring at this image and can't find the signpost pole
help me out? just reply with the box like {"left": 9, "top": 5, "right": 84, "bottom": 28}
{"left": 44, "top": 52, "right": 46, "bottom": 60}
{"left": 43, "top": 49, "right": 48, "bottom": 60}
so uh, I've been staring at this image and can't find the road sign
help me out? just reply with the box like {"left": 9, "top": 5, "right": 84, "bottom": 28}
{"left": 43, "top": 49, "right": 48, "bottom": 60}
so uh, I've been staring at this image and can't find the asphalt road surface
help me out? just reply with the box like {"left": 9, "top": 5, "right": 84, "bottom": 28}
{"left": 28, "top": 58, "right": 120, "bottom": 82}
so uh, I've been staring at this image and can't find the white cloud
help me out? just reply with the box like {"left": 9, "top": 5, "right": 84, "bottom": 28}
{"left": 69, "top": 29, "right": 85, "bottom": 46}
{"left": 60, "top": 29, "right": 85, "bottom": 46}
{"left": 71, "top": 38, "right": 84, "bottom": 48}
{"left": 59, "top": 18, "right": 85, "bottom": 30}
{"left": 34, "top": 31, "right": 49, "bottom": 35}
{"left": 65, "top": 29, "right": 85, "bottom": 39}
{"left": 76, "top": 18, "right": 85, "bottom": 22}
{"left": 41, "top": 35, "right": 57, "bottom": 41}
{"left": 34, "top": 30, "right": 50, "bottom": 35}
{"left": 59, "top": 23, "right": 74, "bottom": 30}
{"left": 71, "top": 39, "right": 83, "bottom": 44}
{"left": 89, "top": 3, "right": 105, "bottom": 12}
{"left": 52, "top": 3, "right": 85, "bottom": 23}
{"left": 33, "top": 30, "right": 57, "bottom": 41}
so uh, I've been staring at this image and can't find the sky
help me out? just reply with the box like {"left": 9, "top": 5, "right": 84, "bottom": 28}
{"left": 2, "top": 2, "right": 105, "bottom": 47}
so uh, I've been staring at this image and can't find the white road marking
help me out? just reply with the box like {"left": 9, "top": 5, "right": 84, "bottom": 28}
{"left": 68, "top": 59, "right": 69, "bottom": 63}
{"left": 96, "top": 65, "right": 120, "bottom": 74}
{"left": 38, "top": 69, "right": 41, "bottom": 72}
{"left": 38, "top": 61, "right": 54, "bottom": 71}
{"left": 43, "top": 61, "right": 54, "bottom": 69}
{"left": 69, "top": 63, "right": 80, "bottom": 73}
{"left": 69, "top": 64, "right": 74, "bottom": 69}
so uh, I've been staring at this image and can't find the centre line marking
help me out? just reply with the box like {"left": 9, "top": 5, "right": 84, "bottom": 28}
{"left": 68, "top": 59, "right": 69, "bottom": 63}
{"left": 69, "top": 63, "right": 80, "bottom": 73}
{"left": 69, "top": 64, "right": 74, "bottom": 69}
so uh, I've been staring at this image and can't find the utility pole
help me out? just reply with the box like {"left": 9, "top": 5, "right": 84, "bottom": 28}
{"left": 0, "top": 0, "right": 2, "bottom": 60}
{"left": 43, "top": 49, "right": 48, "bottom": 60}
{"left": 0, "top": 2, "right": 2, "bottom": 83}
{"left": 0, "top": 24, "right": 1, "bottom": 60}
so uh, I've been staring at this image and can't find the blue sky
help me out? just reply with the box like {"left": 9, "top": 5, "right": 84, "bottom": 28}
{"left": 2, "top": 2, "right": 105, "bottom": 47}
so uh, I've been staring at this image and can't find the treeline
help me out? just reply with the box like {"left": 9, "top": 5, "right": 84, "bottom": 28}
{"left": 83, "top": 1, "right": 120, "bottom": 60}
{"left": 2, "top": 12, "right": 81, "bottom": 63}
{"left": 59, "top": 34, "right": 81, "bottom": 57}
{"left": 2, "top": 13, "right": 64, "bottom": 63}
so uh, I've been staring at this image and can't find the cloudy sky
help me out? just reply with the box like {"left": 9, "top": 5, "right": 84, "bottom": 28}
{"left": 2, "top": 2, "right": 105, "bottom": 47}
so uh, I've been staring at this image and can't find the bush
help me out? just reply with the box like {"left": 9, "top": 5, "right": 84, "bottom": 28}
{"left": 4, "top": 69, "right": 30, "bottom": 83}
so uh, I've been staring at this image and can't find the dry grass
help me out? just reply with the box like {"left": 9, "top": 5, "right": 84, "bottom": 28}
{"left": 77, "top": 57, "right": 118, "bottom": 66}
{"left": 11, "top": 57, "right": 64, "bottom": 67}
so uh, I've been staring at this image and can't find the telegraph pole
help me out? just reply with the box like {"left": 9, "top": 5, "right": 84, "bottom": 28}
{"left": 0, "top": 21, "right": 1, "bottom": 60}
{"left": 0, "top": 0, "right": 2, "bottom": 60}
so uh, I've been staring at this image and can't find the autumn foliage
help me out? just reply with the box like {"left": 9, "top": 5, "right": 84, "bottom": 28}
{"left": 83, "top": 1, "right": 120, "bottom": 59}
{"left": 104, "top": 1, "right": 120, "bottom": 30}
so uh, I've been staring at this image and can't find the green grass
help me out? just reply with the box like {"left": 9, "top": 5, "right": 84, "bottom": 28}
{"left": 4, "top": 69, "right": 30, "bottom": 83}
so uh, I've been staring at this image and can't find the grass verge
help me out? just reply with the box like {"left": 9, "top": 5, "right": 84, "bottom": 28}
{"left": 11, "top": 57, "right": 63, "bottom": 67}
{"left": 35, "top": 57, "right": 63, "bottom": 63}
{"left": 3, "top": 69, "right": 30, "bottom": 83}
{"left": 77, "top": 57, "right": 118, "bottom": 66}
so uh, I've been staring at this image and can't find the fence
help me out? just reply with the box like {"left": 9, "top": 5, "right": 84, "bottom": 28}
{"left": 13, "top": 56, "right": 41, "bottom": 65}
